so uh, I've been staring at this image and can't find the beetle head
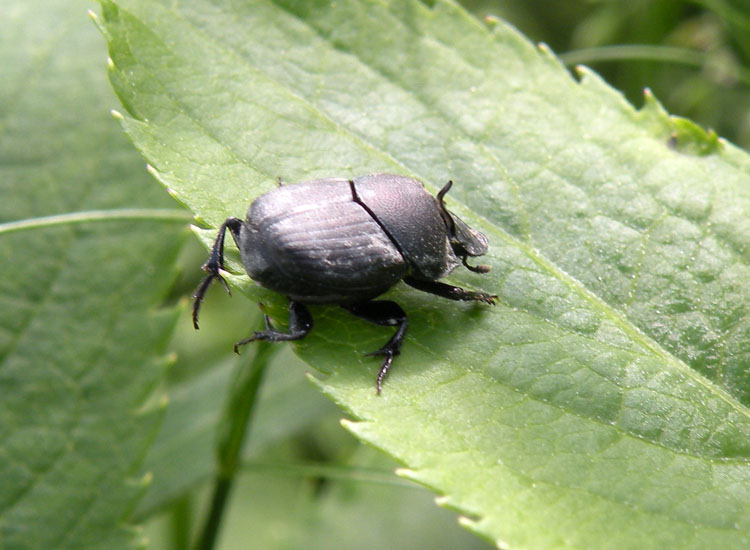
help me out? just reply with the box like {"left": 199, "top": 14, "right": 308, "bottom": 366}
{"left": 437, "top": 181, "right": 491, "bottom": 273}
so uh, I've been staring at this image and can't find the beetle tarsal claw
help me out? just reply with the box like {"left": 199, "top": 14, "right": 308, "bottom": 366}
{"left": 192, "top": 272, "right": 216, "bottom": 330}
{"left": 483, "top": 294, "right": 499, "bottom": 305}
{"left": 373, "top": 351, "right": 396, "bottom": 395}
{"left": 192, "top": 267, "right": 233, "bottom": 330}
{"left": 233, "top": 335, "right": 258, "bottom": 354}
{"left": 363, "top": 347, "right": 400, "bottom": 395}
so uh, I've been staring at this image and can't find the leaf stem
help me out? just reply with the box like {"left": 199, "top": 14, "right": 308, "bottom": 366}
{"left": 0, "top": 208, "right": 191, "bottom": 235}
{"left": 193, "top": 335, "right": 276, "bottom": 550}
{"left": 560, "top": 44, "right": 705, "bottom": 67}
{"left": 169, "top": 495, "right": 193, "bottom": 550}
{"left": 560, "top": 44, "right": 750, "bottom": 87}
{"left": 240, "top": 460, "right": 413, "bottom": 488}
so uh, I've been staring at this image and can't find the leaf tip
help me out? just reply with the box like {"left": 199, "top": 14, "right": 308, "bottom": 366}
{"left": 166, "top": 188, "right": 181, "bottom": 202}
{"left": 642, "top": 87, "right": 659, "bottom": 107}
{"left": 395, "top": 467, "right": 416, "bottom": 479}
{"left": 140, "top": 471, "right": 154, "bottom": 488}
{"left": 88, "top": 8, "right": 107, "bottom": 37}
{"left": 125, "top": 470, "right": 154, "bottom": 492}
{"left": 340, "top": 418, "right": 356, "bottom": 430}
{"left": 536, "top": 42, "right": 567, "bottom": 70}
{"left": 456, "top": 514, "right": 474, "bottom": 528}
{"left": 483, "top": 14, "right": 501, "bottom": 29}
{"left": 305, "top": 371, "right": 325, "bottom": 390}
{"left": 536, "top": 42, "right": 553, "bottom": 57}
{"left": 573, "top": 63, "right": 595, "bottom": 80}
{"left": 574, "top": 64, "right": 610, "bottom": 88}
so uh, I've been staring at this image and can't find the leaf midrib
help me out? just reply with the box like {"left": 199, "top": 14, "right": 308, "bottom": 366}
{"left": 0, "top": 208, "right": 189, "bottom": 235}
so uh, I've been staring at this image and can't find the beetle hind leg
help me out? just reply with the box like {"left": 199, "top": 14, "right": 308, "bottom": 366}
{"left": 343, "top": 301, "right": 408, "bottom": 394}
{"left": 234, "top": 301, "right": 313, "bottom": 353}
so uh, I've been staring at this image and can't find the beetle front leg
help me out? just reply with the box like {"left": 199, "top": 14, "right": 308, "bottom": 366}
{"left": 234, "top": 301, "right": 313, "bottom": 353}
{"left": 404, "top": 276, "right": 497, "bottom": 305}
{"left": 342, "top": 301, "right": 408, "bottom": 394}
{"left": 192, "top": 217, "right": 243, "bottom": 329}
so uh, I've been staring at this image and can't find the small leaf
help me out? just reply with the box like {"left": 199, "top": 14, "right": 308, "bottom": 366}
{"left": 99, "top": 0, "right": 750, "bottom": 548}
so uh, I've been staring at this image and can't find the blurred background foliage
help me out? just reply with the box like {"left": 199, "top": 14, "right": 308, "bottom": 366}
{"left": 147, "top": 1, "right": 749, "bottom": 549}
{"left": 465, "top": 0, "right": 750, "bottom": 149}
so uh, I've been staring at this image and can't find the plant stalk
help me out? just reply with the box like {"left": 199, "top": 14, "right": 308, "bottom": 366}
{"left": 193, "top": 335, "right": 276, "bottom": 550}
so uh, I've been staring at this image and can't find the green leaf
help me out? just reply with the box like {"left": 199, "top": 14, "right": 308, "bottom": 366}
{"left": 0, "top": 1, "right": 187, "bottom": 548}
{"left": 98, "top": 0, "right": 750, "bottom": 548}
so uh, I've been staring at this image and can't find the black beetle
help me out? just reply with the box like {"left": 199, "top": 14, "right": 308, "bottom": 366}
{"left": 193, "top": 173, "right": 496, "bottom": 393}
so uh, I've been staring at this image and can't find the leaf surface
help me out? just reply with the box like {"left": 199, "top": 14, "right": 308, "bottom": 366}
{"left": 99, "top": 0, "right": 750, "bottom": 548}
{"left": 0, "top": 1, "right": 186, "bottom": 548}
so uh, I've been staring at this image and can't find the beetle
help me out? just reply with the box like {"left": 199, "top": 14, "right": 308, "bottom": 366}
{"left": 192, "top": 173, "right": 496, "bottom": 393}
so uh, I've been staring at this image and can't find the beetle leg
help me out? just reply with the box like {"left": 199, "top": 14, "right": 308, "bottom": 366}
{"left": 192, "top": 217, "right": 243, "bottom": 329}
{"left": 404, "top": 276, "right": 497, "bottom": 305}
{"left": 234, "top": 301, "right": 313, "bottom": 353}
{"left": 342, "top": 301, "right": 408, "bottom": 394}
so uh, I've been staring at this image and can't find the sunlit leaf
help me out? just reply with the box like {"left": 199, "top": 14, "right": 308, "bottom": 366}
{"left": 99, "top": 0, "right": 750, "bottom": 547}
